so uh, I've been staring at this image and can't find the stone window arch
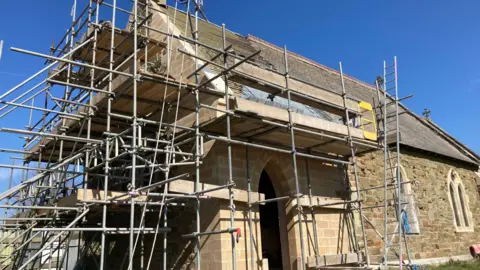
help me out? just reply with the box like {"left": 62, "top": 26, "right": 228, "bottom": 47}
{"left": 395, "top": 165, "right": 420, "bottom": 234}
{"left": 447, "top": 169, "right": 473, "bottom": 232}
{"left": 449, "top": 181, "right": 461, "bottom": 226}
{"left": 458, "top": 184, "right": 469, "bottom": 227}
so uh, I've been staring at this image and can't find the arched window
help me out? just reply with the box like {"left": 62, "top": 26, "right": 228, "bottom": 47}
{"left": 447, "top": 169, "right": 473, "bottom": 231}
{"left": 395, "top": 165, "right": 420, "bottom": 234}
{"left": 449, "top": 181, "right": 461, "bottom": 226}
{"left": 458, "top": 184, "right": 469, "bottom": 227}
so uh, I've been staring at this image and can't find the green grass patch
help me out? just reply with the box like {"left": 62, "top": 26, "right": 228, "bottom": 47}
{"left": 426, "top": 260, "right": 480, "bottom": 270}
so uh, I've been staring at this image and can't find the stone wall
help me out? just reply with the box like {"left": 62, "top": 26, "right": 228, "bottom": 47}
{"left": 356, "top": 148, "right": 480, "bottom": 263}
{"left": 95, "top": 143, "right": 479, "bottom": 270}
{"left": 82, "top": 205, "right": 202, "bottom": 270}
{"left": 187, "top": 141, "right": 356, "bottom": 270}
{"left": 92, "top": 142, "right": 480, "bottom": 270}
{"left": 193, "top": 142, "right": 480, "bottom": 269}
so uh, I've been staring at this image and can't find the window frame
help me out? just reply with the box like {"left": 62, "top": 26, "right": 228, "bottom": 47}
{"left": 395, "top": 165, "right": 420, "bottom": 235}
{"left": 447, "top": 169, "right": 473, "bottom": 232}
{"left": 449, "top": 182, "right": 461, "bottom": 227}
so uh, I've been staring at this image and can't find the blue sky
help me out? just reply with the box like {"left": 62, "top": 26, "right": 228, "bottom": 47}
{"left": 0, "top": 0, "right": 478, "bottom": 187}
{"left": 200, "top": 0, "right": 480, "bottom": 154}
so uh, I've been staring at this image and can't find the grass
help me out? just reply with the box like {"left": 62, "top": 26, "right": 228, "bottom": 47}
{"left": 425, "top": 260, "right": 480, "bottom": 270}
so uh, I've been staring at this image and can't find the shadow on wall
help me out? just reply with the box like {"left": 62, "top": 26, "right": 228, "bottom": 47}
{"left": 77, "top": 205, "right": 203, "bottom": 270}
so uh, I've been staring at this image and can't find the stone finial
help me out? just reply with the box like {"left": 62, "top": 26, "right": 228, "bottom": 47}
{"left": 422, "top": 108, "right": 431, "bottom": 119}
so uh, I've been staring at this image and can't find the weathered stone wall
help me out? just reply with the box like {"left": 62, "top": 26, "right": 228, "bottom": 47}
{"left": 188, "top": 141, "right": 355, "bottom": 270}
{"left": 356, "top": 148, "right": 480, "bottom": 263}
{"left": 96, "top": 143, "right": 479, "bottom": 270}
{"left": 147, "top": 3, "right": 197, "bottom": 86}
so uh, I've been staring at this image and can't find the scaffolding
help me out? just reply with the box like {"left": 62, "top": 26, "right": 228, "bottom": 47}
{"left": 360, "top": 57, "right": 414, "bottom": 270}
{"left": 0, "top": 0, "right": 408, "bottom": 269}
{"left": 0, "top": 40, "right": 3, "bottom": 63}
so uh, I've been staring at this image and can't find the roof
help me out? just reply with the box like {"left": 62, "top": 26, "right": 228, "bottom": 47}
{"left": 165, "top": 6, "right": 480, "bottom": 165}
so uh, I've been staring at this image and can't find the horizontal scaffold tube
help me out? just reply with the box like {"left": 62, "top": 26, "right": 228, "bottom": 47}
{"left": 0, "top": 152, "right": 84, "bottom": 202}
{"left": 205, "top": 134, "right": 352, "bottom": 165}
{"left": 32, "top": 227, "right": 171, "bottom": 233}
{"left": 0, "top": 37, "right": 93, "bottom": 101}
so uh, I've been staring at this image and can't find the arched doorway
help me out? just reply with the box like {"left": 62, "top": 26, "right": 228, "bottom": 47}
{"left": 259, "top": 170, "right": 283, "bottom": 270}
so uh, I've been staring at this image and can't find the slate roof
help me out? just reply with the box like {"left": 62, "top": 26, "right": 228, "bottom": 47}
{"left": 165, "top": 7, "right": 480, "bottom": 165}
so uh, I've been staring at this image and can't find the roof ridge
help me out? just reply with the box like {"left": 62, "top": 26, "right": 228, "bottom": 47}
{"left": 161, "top": 9, "right": 478, "bottom": 164}
{"left": 391, "top": 101, "right": 479, "bottom": 164}
{"left": 246, "top": 34, "right": 378, "bottom": 91}
{"left": 422, "top": 118, "right": 480, "bottom": 161}
{"left": 246, "top": 35, "right": 479, "bottom": 165}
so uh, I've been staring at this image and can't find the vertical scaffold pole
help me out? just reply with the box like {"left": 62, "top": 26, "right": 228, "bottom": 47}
{"left": 393, "top": 57, "right": 403, "bottom": 270}
{"left": 382, "top": 60, "right": 389, "bottom": 269}
{"left": 193, "top": 1, "right": 201, "bottom": 269}
{"left": 246, "top": 146, "right": 255, "bottom": 270}
{"left": 57, "top": 0, "right": 77, "bottom": 171}
{"left": 83, "top": 0, "right": 99, "bottom": 208}
{"left": 163, "top": 204, "right": 168, "bottom": 269}
{"left": 221, "top": 23, "right": 237, "bottom": 270}
{"left": 100, "top": 0, "right": 116, "bottom": 268}
{"left": 381, "top": 57, "right": 408, "bottom": 269}
{"left": 283, "top": 45, "right": 306, "bottom": 270}
{"left": 0, "top": 40, "right": 3, "bottom": 63}
{"left": 129, "top": 0, "right": 139, "bottom": 268}
{"left": 305, "top": 157, "right": 320, "bottom": 265}
{"left": 339, "top": 62, "right": 370, "bottom": 267}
